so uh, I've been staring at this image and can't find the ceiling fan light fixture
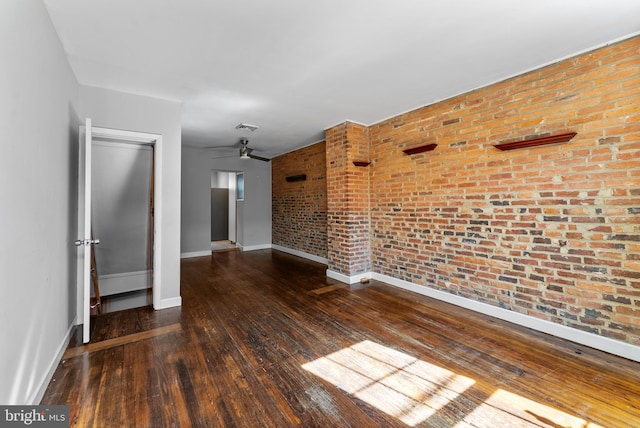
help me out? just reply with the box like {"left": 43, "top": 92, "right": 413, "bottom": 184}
{"left": 239, "top": 141, "right": 250, "bottom": 159}
{"left": 236, "top": 138, "right": 269, "bottom": 162}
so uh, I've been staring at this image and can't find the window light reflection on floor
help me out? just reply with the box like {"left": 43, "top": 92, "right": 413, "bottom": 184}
{"left": 302, "top": 340, "right": 601, "bottom": 427}
{"left": 466, "top": 388, "right": 602, "bottom": 428}
{"left": 302, "top": 340, "right": 474, "bottom": 426}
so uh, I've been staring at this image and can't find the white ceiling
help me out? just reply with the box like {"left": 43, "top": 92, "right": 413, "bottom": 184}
{"left": 43, "top": 0, "right": 640, "bottom": 158}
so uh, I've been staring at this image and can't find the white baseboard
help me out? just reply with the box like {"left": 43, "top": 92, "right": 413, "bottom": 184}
{"left": 327, "top": 268, "right": 640, "bottom": 362}
{"left": 272, "top": 244, "right": 328, "bottom": 265}
{"left": 180, "top": 250, "right": 211, "bottom": 259}
{"left": 326, "top": 269, "right": 372, "bottom": 284}
{"left": 96, "top": 270, "right": 149, "bottom": 296}
{"left": 372, "top": 272, "right": 640, "bottom": 363}
{"left": 239, "top": 244, "right": 272, "bottom": 252}
{"left": 30, "top": 317, "right": 76, "bottom": 404}
{"left": 155, "top": 296, "right": 182, "bottom": 310}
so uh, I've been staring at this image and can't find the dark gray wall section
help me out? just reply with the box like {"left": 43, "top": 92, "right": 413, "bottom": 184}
{"left": 211, "top": 188, "right": 229, "bottom": 241}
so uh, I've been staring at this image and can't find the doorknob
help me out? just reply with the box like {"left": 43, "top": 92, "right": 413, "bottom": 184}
{"left": 75, "top": 239, "right": 100, "bottom": 246}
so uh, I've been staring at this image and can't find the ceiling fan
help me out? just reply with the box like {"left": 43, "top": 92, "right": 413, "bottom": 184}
{"left": 210, "top": 138, "right": 270, "bottom": 162}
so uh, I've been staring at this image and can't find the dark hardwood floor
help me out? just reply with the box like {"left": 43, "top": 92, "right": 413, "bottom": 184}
{"left": 42, "top": 249, "right": 640, "bottom": 427}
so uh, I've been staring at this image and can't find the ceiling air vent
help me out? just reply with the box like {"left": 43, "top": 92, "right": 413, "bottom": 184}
{"left": 235, "top": 123, "right": 260, "bottom": 132}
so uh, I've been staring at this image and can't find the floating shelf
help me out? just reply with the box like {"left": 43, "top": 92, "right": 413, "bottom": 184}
{"left": 286, "top": 174, "right": 306, "bottom": 182}
{"left": 352, "top": 161, "right": 371, "bottom": 167}
{"left": 494, "top": 132, "right": 577, "bottom": 151}
{"left": 403, "top": 143, "right": 438, "bottom": 155}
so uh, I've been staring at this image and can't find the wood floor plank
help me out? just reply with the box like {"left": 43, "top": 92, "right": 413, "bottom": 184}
{"left": 307, "top": 284, "right": 348, "bottom": 295}
{"left": 41, "top": 249, "right": 640, "bottom": 427}
{"left": 122, "top": 341, "right": 152, "bottom": 427}
{"left": 62, "top": 323, "right": 182, "bottom": 359}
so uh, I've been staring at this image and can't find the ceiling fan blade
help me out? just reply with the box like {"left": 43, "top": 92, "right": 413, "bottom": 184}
{"left": 248, "top": 153, "right": 271, "bottom": 162}
{"left": 203, "top": 142, "right": 244, "bottom": 151}
{"left": 209, "top": 138, "right": 269, "bottom": 161}
{"left": 211, "top": 155, "right": 237, "bottom": 160}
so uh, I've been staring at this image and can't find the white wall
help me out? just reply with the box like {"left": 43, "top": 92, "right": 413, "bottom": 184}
{"left": 79, "top": 86, "right": 182, "bottom": 306}
{"left": 0, "top": 0, "right": 79, "bottom": 404}
{"left": 181, "top": 147, "right": 272, "bottom": 255}
{"left": 211, "top": 171, "right": 229, "bottom": 188}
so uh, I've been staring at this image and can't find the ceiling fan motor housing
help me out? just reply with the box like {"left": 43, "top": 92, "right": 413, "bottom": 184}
{"left": 239, "top": 139, "right": 251, "bottom": 158}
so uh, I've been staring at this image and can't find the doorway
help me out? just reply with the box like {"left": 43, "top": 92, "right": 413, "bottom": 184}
{"left": 91, "top": 140, "right": 154, "bottom": 313}
{"left": 211, "top": 170, "right": 239, "bottom": 251}
{"left": 77, "top": 120, "right": 163, "bottom": 343}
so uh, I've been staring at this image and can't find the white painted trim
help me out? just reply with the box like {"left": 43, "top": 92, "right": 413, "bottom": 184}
{"left": 82, "top": 119, "right": 92, "bottom": 342}
{"left": 228, "top": 171, "right": 237, "bottom": 243}
{"left": 93, "top": 140, "right": 153, "bottom": 151}
{"left": 29, "top": 318, "right": 76, "bottom": 404}
{"left": 78, "top": 123, "right": 169, "bottom": 340}
{"left": 239, "top": 244, "right": 272, "bottom": 252}
{"left": 156, "top": 296, "right": 182, "bottom": 310}
{"left": 180, "top": 250, "right": 211, "bottom": 259}
{"left": 272, "top": 245, "right": 328, "bottom": 265}
{"left": 97, "top": 270, "right": 150, "bottom": 296}
{"left": 98, "top": 270, "right": 150, "bottom": 280}
{"left": 326, "top": 269, "right": 372, "bottom": 285}
{"left": 324, "top": 118, "right": 368, "bottom": 130}
{"left": 151, "top": 133, "right": 163, "bottom": 311}
{"left": 372, "top": 272, "right": 640, "bottom": 363}
{"left": 92, "top": 126, "right": 164, "bottom": 310}
{"left": 91, "top": 128, "right": 159, "bottom": 143}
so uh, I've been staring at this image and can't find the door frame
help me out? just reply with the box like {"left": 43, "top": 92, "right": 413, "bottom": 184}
{"left": 211, "top": 170, "right": 239, "bottom": 244}
{"left": 77, "top": 120, "right": 163, "bottom": 342}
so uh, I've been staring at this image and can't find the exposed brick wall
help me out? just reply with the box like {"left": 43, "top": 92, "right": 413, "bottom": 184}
{"left": 272, "top": 142, "right": 327, "bottom": 258}
{"left": 368, "top": 37, "right": 640, "bottom": 345}
{"left": 326, "top": 122, "right": 372, "bottom": 276}
{"left": 273, "top": 37, "right": 639, "bottom": 346}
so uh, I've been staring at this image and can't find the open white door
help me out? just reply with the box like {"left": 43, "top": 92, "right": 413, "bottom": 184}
{"left": 76, "top": 118, "right": 94, "bottom": 343}
{"left": 76, "top": 119, "right": 163, "bottom": 343}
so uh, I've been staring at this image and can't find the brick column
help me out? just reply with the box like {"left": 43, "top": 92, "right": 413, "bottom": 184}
{"left": 325, "top": 121, "right": 371, "bottom": 281}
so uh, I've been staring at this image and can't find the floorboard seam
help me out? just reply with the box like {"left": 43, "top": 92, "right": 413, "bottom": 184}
{"left": 62, "top": 323, "right": 182, "bottom": 359}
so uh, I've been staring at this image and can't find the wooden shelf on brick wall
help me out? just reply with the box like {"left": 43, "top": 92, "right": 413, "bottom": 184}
{"left": 493, "top": 132, "right": 577, "bottom": 151}
{"left": 352, "top": 161, "right": 371, "bottom": 167}
{"left": 285, "top": 174, "right": 306, "bottom": 182}
{"left": 403, "top": 144, "right": 438, "bottom": 155}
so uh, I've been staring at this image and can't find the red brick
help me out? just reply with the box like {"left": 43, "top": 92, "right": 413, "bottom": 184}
{"left": 273, "top": 37, "right": 640, "bottom": 346}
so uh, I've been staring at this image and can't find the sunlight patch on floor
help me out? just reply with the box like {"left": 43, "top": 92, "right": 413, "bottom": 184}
{"left": 302, "top": 340, "right": 601, "bottom": 427}
{"left": 302, "top": 340, "right": 474, "bottom": 426}
{"left": 462, "top": 388, "right": 603, "bottom": 428}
